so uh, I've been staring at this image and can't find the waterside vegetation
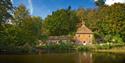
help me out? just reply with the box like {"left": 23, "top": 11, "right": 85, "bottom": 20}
{"left": 0, "top": 0, "right": 125, "bottom": 53}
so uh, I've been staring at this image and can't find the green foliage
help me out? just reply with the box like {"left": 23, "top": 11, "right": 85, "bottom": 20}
{"left": 95, "top": 43, "right": 125, "bottom": 49}
{"left": 43, "top": 7, "right": 79, "bottom": 36}
{"left": 0, "top": 0, "right": 13, "bottom": 23}
{"left": 95, "top": 0, "right": 105, "bottom": 6}
{"left": 96, "top": 44, "right": 111, "bottom": 49}
{"left": 79, "top": 3, "right": 125, "bottom": 43}
{"left": 39, "top": 34, "right": 48, "bottom": 41}
{"left": 76, "top": 45, "right": 93, "bottom": 51}
{"left": 104, "top": 35, "right": 112, "bottom": 42}
{"left": 0, "top": 4, "right": 44, "bottom": 53}
{"left": 0, "top": 1, "right": 125, "bottom": 53}
{"left": 111, "top": 35, "right": 123, "bottom": 43}
{"left": 0, "top": 0, "right": 14, "bottom": 51}
{"left": 0, "top": 24, "right": 36, "bottom": 52}
{"left": 40, "top": 41, "right": 74, "bottom": 50}
{"left": 104, "top": 34, "right": 123, "bottom": 43}
{"left": 99, "top": 4, "right": 125, "bottom": 42}
{"left": 58, "top": 41, "right": 74, "bottom": 50}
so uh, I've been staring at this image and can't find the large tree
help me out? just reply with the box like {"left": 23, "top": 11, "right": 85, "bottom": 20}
{"left": 98, "top": 3, "right": 125, "bottom": 42}
{"left": 0, "top": 4, "right": 43, "bottom": 52}
{"left": 0, "top": 0, "right": 14, "bottom": 51}
{"left": 80, "top": 3, "right": 125, "bottom": 43}
{"left": 0, "top": 0, "right": 13, "bottom": 24}
{"left": 43, "top": 7, "right": 79, "bottom": 36}
{"left": 13, "top": 4, "right": 43, "bottom": 46}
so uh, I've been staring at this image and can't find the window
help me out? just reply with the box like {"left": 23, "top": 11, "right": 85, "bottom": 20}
{"left": 89, "top": 35, "right": 91, "bottom": 37}
{"left": 83, "top": 41, "right": 85, "bottom": 43}
{"left": 78, "top": 35, "right": 80, "bottom": 37}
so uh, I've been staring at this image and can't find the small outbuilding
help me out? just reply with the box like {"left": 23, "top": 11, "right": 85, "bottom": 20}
{"left": 47, "top": 36, "right": 70, "bottom": 44}
{"left": 74, "top": 24, "right": 93, "bottom": 45}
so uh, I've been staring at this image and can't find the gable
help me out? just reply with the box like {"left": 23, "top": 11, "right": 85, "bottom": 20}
{"left": 76, "top": 25, "right": 93, "bottom": 34}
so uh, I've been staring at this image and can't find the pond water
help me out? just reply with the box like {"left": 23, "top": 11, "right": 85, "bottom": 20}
{"left": 0, "top": 51, "right": 125, "bottom": 63}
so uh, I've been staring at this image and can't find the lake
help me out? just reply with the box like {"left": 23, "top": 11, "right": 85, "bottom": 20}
{"left": 0, "top": 51, "right": 125, "bottom": 63}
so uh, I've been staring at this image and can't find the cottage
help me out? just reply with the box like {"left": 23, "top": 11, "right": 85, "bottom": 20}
{"left": 75, "top": 24, "right": 93, "bottom": 45}
{"left": 47, "top": 36, "right": 70, "bottom": 44}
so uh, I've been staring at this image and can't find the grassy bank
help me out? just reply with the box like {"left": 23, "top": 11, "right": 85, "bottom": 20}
{"left": 76, "top": 43, "right": 125, "bottom": 52}
{"left": 95, "top": 46, "right": 125, "bottom": 53}
{"left": 37, "top": 42, "right": 125, "bottom": 53}
{"left": 95, "top": 49, "right": 125, "bottom": 53}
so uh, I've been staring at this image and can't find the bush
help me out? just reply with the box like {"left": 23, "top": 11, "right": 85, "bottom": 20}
{"left": 95, "top": 43, "right": 125, "bottom": 49}
{"left": 76, "top": 45, "right": 93, "bottom": 51}
{"left": 111, "top": 43, "right": 125, "bottom": 48}
{"left": 42, "top": 44, "right": 58, "bottom": 50}
{"left": 96, "top": 44, "right": 111, "bottom": 49}
{"left": 39, "top": 41, "right": 74, "bottom": 50}
{"left": 58, "top": 41, "right": 74, "bottom": 50}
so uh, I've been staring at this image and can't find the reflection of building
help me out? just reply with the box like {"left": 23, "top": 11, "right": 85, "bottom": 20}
{"left": 74, "top": 24, "right": 93, "bottom": 45}
{"left": 76, "top": 52, "right": 93, "bottom": 63}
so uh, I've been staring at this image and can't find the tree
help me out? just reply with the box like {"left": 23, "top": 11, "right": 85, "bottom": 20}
{"left": 0, "top": 0, "right": 13, "bottom": 24}
{"left": 13, "top": 4, "right": 43, "bottom": 49}
{"left": 13, "top": 4, "right": 30, "bottom": 26}
{"left": 76, "top": 8, "right": 87, "bottom": 27}
{"left": 0, "top": 0, "right": 14, "bottom": 51}
{"left": 82, "top": 3, "right": 125, "bottom": 43}
{"left": 98, "top": 3, "right": 125, "bottom": 42}
{"left": 0, "top": 4, "right": 43, "bottom": 52}
{"left": 43, "top": 7, "right": 79, "bottom": 36}
{"left": 95, "top": 0, "right": 105, "bottom": 7}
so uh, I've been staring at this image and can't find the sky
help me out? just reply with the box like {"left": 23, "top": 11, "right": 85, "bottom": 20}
{"left": 12, "top": 0, "right": 96, "bottom": 19}
{"left": 105, "top": 0, "right": 125, "bottom": 6}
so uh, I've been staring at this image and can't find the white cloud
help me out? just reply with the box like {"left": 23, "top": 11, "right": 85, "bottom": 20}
{"left": 28, "top": 0, "right": 33, "bottom": 15}
{"left": 11, "top": 0, "right": 13, "bottom": 4}
{"left": 105, "top": 0, "right": 125, "bottom": 6}
{"left": 94, "top": 0, "right": 98, "bottom": 1}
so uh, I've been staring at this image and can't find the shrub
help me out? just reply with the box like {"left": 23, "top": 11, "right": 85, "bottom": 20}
{"left": 58, "top": 41, "right": 74, "bottom": 50}
{"left": 95, "top": 43, "right": 125, "bottom": 49}
{"left": 96, "top": 44, "right": 111, "bottom": 49}
{"left": 76, "top": 45, "right": 93, "bottom": 51}
{"left": 39, "top": 41, "right": 74, "bottom": 50}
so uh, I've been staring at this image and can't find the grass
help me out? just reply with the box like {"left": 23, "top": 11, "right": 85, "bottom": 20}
{"left": 95, "top": 46, "right": 125, "bottom": 53}
{"left": 37, "top": 42, "right": 125, "bottom": 53}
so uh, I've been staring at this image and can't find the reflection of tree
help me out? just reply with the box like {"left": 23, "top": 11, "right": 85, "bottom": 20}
{"left": 93, "top": 53, "right": 125, "bottom": 63}
{"left": 76, "top": 52, "right": 125, "bottom": 63}
{"left": 77, "top": 52, "right": 93, "bottom": 63}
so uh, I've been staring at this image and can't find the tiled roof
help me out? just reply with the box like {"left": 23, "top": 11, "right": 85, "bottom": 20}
{"left": 76, "top": 25, "right": 93, "bottom": 34}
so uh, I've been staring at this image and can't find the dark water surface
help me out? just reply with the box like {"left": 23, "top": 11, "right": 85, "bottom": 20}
{"left": 0, "top": 51, "right": 125, "bottom": 63}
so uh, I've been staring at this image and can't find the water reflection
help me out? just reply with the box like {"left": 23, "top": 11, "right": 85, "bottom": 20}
{"left": 76, "top": 52, "right": 92, "bottom": 63}
{"left": 93, "top": 53, "right": 125, "bottom": 63}
{"left": 0, "top": 52, "right": 125, "bottom": 63}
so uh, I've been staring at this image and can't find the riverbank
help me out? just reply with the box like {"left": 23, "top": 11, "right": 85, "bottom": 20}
{"left": 95, "top": 47, "right": 125, "bottom": 53}
{"left": 77, "top": 44, "right": 125, "bottom": 53}
{"left": 36, "top": 43, "right": 125, "bottom": 53}
{"left": 1, "top": 42, "right": 125, "bottom": 54}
